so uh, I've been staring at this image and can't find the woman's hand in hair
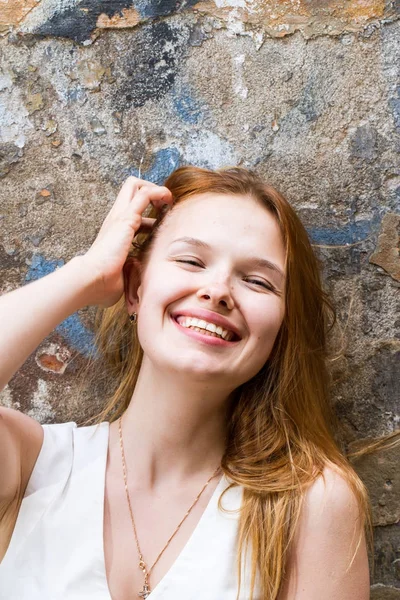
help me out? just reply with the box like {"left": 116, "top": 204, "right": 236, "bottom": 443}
{"left": 81, "top": 177, "right": 172, "bottom": 308}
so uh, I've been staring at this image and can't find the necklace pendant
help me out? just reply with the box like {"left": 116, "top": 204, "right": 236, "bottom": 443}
{"left": 138, "top": 582, "right": 151, "bottom": 598}
{"left": 139, "top": 558, "right": 146, "bottom": 572}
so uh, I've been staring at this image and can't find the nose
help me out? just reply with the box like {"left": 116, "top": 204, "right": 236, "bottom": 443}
{"left": 196, "top": 279, "right": 235, "bottom": 310}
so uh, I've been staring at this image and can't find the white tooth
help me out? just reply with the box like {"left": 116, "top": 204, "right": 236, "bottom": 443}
{"left": 182, "top": 317, "right": 233, "bottom": 339}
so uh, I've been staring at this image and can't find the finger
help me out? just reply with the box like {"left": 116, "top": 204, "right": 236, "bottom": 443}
{"left": 113, "top": 176, "right": 161, "bottom": 210}
{"left": 129, "top": 184, "right": 173, "bottom": 217}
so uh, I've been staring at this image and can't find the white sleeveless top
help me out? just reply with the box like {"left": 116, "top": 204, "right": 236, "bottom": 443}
{"left": 0, "top": 421, "right": 260, "bottom": 599}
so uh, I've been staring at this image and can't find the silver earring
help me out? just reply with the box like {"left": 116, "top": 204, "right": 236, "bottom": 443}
{"left": 129, "top": 312, "right": 137, "bottom": 324}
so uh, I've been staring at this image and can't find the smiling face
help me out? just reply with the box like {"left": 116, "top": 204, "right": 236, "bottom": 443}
{"left": 127, "top": 192, "right": 287, "bottom": 390}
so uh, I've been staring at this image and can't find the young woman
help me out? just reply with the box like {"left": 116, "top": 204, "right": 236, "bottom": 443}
{"left": 0, "top": 166, "right": 376, "bottom": 599}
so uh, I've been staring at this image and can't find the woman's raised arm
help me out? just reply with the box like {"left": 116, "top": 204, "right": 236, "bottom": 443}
{"left": 0, "top": 255, "right": 99, "bottom": 392}
{"left": 0, "top": 177, "right": 172, "bottom": 393}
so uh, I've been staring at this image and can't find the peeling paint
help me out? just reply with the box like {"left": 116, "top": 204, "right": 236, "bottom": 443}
{"left": 192, "top": 0, "right": 394, "bottom": 38}
{"left": 4, "top": 0, "right": 397, "bottom": 41}
{"left": 26, "top": 378, "right": 55, "bottom": 423}
{"left": 35, "top": 343, "right": 72, "bottom": 374}
{"left": 75, "top": 59, "right": 107, "bottom": 92}
{"left": 16, "top": 0, "right": 198, "bottom": 42}
{"left": 0, "top": 384, "right": 20, "bottom": 409}
{"left": 25, "top": 90, "right": 44, "bottom": 114}
{"left": 370, "top": 213, "right": 400, "bottom": 282}
{"left": 172, "top": 84, "right": 205, "bottom": 124}
{"left": 130, "top": 147, "right": 181, "bottom": 184}
{"left": 112, "top": 21, "right": 191, "bottom": 110}
{"left": 339, "top": 0, "right": 385, "bottom": 20}
{"left": 184, "top": 130, "right": 237, "bottom": 169}
{"left": 96, "top": 7, "right": 140, "bottom": 29}
{"left": 0, "top": 0, "right": 39, "bottom": 33}
{"left": 233, "top": 54, "right": 248, "bottom": 99}
{"left": 130, "top": 131, "right": 237, "bottom": 180}
{"left": 214, "top": 0, "right": 249, "bottom": 9}
{"left": 0, "top": 70, "right": 33, "bottom": 147}
{"left": 36, "top": 187, "right": 53, "bottom": 204}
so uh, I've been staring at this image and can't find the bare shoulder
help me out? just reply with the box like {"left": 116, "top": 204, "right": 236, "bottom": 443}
{"left": 277, "top": 465, "right": 370, "bottom": 600}
{"left": 0, "top": 407, "right": 44, "bottom": 562}
{"left": 305, "top": 464, "right": 362, "bottom": 521}
{"left": 0, "top": 407, "right": 44, "bottom": 504}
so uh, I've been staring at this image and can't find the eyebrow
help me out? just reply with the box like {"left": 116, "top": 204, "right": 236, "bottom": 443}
{"left": 169, "top": 236, "right": 286, "bottom": 281}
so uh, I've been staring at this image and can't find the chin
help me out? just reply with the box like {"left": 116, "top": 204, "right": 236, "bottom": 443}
{"left": 163, "top": 354, "right": 236, "bottom": 383}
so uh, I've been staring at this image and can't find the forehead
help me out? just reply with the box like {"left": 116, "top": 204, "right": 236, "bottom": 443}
{"left": 155, "top": 192, "right": 285, "bottom": 260}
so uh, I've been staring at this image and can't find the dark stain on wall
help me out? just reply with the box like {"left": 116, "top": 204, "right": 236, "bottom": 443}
{"left": 373, "top": 523, "right": 400, "bottom": 587}
{"left": 0, "top": 244, "right": 23, "bottom": 270}
{"left": 134, "top": 0, "right": 199, "bottom": 19}
{"left": 112, "top": 20, "right": 191, "bottom": 109}
{"left": 0, "top": 143, "right": 23, "bottom": 178}
{"left": 371, "top": 345, "right": 400, "bottom": 415}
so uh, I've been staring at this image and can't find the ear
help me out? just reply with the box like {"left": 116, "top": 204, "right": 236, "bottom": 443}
{"left": 123, "top": 256, "right": 142, "bottom": 315}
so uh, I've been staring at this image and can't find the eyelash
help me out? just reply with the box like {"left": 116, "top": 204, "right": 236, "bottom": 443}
{"left": 246, "top": 278, "right": 275, "bottom": 291}
{"left": 176, "top": 259, "right": 202, "bottom": 267}
{"left": 175, "top": 260, "right": 276, "bottom": 292}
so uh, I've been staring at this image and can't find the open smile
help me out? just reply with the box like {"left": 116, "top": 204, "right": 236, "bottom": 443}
{"left": 171, "top": 315, "right": 241, "bottom": 346}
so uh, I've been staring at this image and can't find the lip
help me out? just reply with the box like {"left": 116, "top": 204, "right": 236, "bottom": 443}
{"left": 170, "top": 308, "right": 242, "bottom": 340}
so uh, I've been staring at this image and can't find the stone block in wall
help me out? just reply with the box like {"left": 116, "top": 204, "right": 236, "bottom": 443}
{"left": 371, "top": 585, "right": 400, "bottom": 600}
{"left": 350, "top": 442, "right": 400, "bottom": 527}
{"left": 372, "top": 523, "right": 400, "bottom": 589}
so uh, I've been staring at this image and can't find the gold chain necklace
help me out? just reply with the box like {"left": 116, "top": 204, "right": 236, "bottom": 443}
{"left": 118, "top": 416, "right": 221, "bottom": 598}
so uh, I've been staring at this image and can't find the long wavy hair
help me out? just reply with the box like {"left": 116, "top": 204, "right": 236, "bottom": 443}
{"left": 81, "top": 165, "right": 398, "bottom": 599}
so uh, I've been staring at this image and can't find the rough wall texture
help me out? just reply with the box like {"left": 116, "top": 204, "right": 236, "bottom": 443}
{"left": 0, "top": 0, "right": 399, "bottom": 592}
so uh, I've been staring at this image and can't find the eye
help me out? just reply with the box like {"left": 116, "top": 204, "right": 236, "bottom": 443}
{"left": 245, "top": 278, "right": 276, "bottom": 292}
{"left": 175, "top": 258, "right": 203, "bottom": 267}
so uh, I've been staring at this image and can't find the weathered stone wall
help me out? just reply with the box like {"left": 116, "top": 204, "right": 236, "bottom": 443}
{"left": 0, "top": 0, "right": 399, "bottom": 594}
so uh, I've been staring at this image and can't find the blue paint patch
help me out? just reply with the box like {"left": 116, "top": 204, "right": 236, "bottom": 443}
{"left": 295, "top": 74, "right": 325, "bottom": 123}
{"left": 172, "top": 86, "right": 204, "bottom": 124}
{"left": 25, "top": 255, "right": 65, "bottom": 281}
{"left": 66, "top": 87, "right": 87, "bottom": 105}
{"left": 25, "top": 255, "right": 96, "bottom": 357}
{"left": 129, "top": 147, "right": 181, "bottom": 184}
{"left": 56, "top": 314, "right": 97, "bottom": 358}
{"left": 307, "top": 219, "right": 373, "bottom": 245}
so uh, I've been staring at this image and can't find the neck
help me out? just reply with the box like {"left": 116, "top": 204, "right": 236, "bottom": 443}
{"left": 112, "top": 356, "right": 235, "bottom": 491}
